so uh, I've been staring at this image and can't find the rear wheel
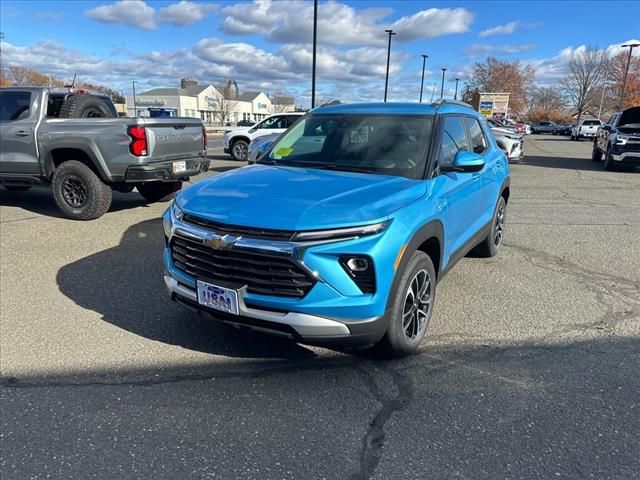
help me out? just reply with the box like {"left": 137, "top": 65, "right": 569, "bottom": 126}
{"left": 375, "top": 251, "right": 436, "bottom": 357}
{"left": 52, "top": 160, "right": 112, "bottom": 220}
{"left": 137, "top": 181, "right": 182, "bottom": 203}
{"left": 231, "top": 139, "right": 249, "bottom": 161}
{"left": 474, "top": 196, "right": 506, "bottom": 258}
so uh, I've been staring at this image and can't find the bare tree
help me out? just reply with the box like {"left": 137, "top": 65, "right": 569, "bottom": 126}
{"left": 560, "top": 47, "right": 609, "bottom": 123}
{"left": 271, "top": 93, "right": 295, "bottom": 113}
{"left": 213, "top": 90, "right": 238, "bottom": 126}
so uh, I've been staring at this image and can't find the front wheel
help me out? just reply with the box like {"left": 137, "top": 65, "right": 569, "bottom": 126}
{"left": 231, "top": 139, "right": 249, "bottom": 161}
{"left": 591, "top": 142, "right": 602, "bottom": 162}
{"left": 52, "top": 160, "right": 112, "bottom": 220}
{"left": 375, "top": 251, "right": 436, "bottom": 357}
{"left": 474, "top": 195, "right": 506, "bottom": 258}
{"left": 137, "top": 181, "right": 182, "bottom": 203}
{"left": 604, "top": 145, "right": 616, "bottom": 171}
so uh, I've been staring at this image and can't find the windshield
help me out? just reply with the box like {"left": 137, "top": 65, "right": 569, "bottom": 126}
{"left": 263, "top": 114, "right": 433, "bottom": 179}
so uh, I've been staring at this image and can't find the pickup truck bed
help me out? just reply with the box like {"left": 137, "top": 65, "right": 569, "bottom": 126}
{"left": 1, "top": 87, "right": 208, "bottom": 219}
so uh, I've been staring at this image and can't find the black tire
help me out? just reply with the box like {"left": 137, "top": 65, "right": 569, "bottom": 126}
{"left": 604, "top": 145, "right": 616, "bottom": 171}
{"left": 375, "top": 251, "right": 436, "bottom": 357}
{"left": 591, "top": 142, "right": 602, "bottom": 162}
{"left": 474, "top": 195, "right": 506, "bottom": 258}
{"left": 230, "top": 139, "right": 249, "bottom": 161}
{"left": 137, "top": 181, "right": 182, "bottom": 203}
{"left": 3, "top": 186, "right": 31, "bottom": 191}
{"left": 52, "top": 160, "right": 112, "bottom": 220}
{"left": 58, "top": 95, "right": 115, "bottom": 118}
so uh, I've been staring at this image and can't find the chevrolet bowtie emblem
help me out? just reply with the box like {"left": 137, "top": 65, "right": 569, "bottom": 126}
{"left": 206, "top": 235, "right": 240, "bottom": 250}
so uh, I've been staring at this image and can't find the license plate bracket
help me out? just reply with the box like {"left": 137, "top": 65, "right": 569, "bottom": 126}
{"left": 196, "top": 280, "right": 239, "bottom": 315}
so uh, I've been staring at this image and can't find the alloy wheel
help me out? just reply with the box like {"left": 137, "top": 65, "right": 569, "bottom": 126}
{"left": 402, "top": 269, "right": 432, "bottom": 341}
{"left": 61, "top": 176, "right": 87, "bottom": 208}
{"left": 494, "top": 201, "right": 505, "bottom": 246}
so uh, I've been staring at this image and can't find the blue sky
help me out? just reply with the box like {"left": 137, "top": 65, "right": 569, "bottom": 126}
{"left": 1, "top": 0, "right": 639, "bottom": 105}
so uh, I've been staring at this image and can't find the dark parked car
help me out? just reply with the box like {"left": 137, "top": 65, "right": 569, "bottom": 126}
{"left": 592, "top": 106, "right": 640, "bottom": 170}
{"left": 552, "top": 123, "right": 574, "bottom": 136}
{"left": 532, "top": 121, "right": 557, "bottom": 134}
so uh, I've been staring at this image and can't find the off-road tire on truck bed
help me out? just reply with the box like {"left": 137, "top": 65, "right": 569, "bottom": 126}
{"left": 58, "top": 95, "right": 116, "bottom": 118}
{"left": 52, "top": 161, "right": 113, "bottom": 220}
{"left": 137, "top": 181, "right": 182, "bottom": 203}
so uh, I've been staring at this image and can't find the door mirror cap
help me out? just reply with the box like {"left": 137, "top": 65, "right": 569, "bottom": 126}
{"left": 440, "top": 151, "right": 486, "bottom": 173}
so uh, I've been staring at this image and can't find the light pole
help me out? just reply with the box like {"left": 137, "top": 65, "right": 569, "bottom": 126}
{"left": 454, "top": 78, "right": 460, "bottom": 100}
{"left": 383, "top": 29, "right": 396, "bottom": 102}
{"left": 598, "top": 80, "right": 608, "bottom": 120}
{"left": 132, "top": 80, "right": 137, "bottom": 117}
{"left": 311, "top": 0, "right": 318, "bottom": 109}
{"left": 619, "top": 43, "right": 640, "bottom": 109}
{"left": 440, "top": 68, "right": 446, "bottom": 99}
{"left": 419, "top": 54, "right": 428, "bottom": 103}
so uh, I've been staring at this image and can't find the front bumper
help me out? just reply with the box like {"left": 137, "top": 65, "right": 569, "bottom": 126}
{"left": 125, "top": 158, "right": 209, "bottom": 182}
{"left": 611, "top": 151, "right": 640, "bottom": 166}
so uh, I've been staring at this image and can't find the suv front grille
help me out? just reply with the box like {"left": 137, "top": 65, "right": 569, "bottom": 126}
{"left": 171, "top": 235, "right": 315, "bottom": 298}
{"left": 181, "top": 214, "right": 295, "bottom": 241}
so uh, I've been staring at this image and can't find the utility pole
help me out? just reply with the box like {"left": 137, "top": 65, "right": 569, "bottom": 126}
{"left": 440, "top": 68, "right": 447, "bottom": 99}
{"left": 383, "top": 29, "right": 396, "bottom": 102}
{"left": 619, "top": 43, "right": 640, "bottom": 109}
{"left": 419, "top": 54, "right": 428, "bottom": 103}
{"left": 454, "top": 78, "right": 460, "bottom": 100}
{"left": 311, "top": 0, "right": 318, "bottom": 109}
{"left": 598, "top": 80, "right": 607, "bottom": 120}
{"left": 132, "top": 80, "right": 137, "bottom": 117}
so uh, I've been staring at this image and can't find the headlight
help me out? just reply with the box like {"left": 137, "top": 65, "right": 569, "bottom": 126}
{"left": 616, "top": 135, "right": 630, "bottom": 145}
{"left": 293, "top": 221, "right": 389, "bottom": 241}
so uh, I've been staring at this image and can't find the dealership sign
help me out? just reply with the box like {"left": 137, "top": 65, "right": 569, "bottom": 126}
{"left": 135, "top": 99, "right": 165, "bottom": 107}
{"left": 478, "top": 93, "right": 510, "bottom": 120}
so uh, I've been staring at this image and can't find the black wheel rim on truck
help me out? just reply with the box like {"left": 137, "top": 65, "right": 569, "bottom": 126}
{"left": 61, "top": 176, "right": 88, "bottom": 207}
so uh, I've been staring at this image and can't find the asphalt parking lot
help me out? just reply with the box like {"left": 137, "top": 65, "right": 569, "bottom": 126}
{"left": 1, "top": 135, "right": 639, "bottom": 479}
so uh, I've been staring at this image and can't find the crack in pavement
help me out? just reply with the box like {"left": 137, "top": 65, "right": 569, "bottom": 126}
{"left": 505, "top": 243, "right": 640, "bottom": 336}
{"left": 351, "top": 365, "right": 414, "bottom": 480}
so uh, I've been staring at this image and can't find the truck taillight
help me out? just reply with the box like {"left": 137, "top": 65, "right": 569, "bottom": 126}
{"left": 202, "top": 125, "right": 208, "bottom": 150}
{"left": 127, "top": 125, "right": 148, "bottom": 156}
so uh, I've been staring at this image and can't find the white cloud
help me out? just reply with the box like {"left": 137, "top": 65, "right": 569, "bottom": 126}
{"left": 85, "top": 0, "right": 157, "bottom": 30}
{"left": 158, "top": 1, "right": 218, "bottom": 26}
{"left": 220, "top": 0, "right": 472, "bottom": 46}
{"left": 464, "top": 43, "right": 536, "bottom": 57}
{"left": 479, "top": 21, "right": 519, "bottom": 37}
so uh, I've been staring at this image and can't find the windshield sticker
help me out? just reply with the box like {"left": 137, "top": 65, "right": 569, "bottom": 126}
{"left": 275, "top": 147, "right": 294, "bottom": 157}
{"left": 350, "top": 127, "right": 369, "bottom": 144}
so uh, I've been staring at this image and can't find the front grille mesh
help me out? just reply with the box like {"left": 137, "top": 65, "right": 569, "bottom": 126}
{"left": 181, "top": 214, "right": 295, "bottom": 241}
{"left": 171, "top": 235, "right": 315, "bottom": 298}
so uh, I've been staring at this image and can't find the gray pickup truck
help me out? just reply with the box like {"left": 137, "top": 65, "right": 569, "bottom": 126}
{"left": 0, "top": 87, "right": 208, "bottom": 220}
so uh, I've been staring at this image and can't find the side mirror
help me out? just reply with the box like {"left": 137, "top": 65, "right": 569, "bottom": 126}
{"left": 441, "top": 151, "right": 486, "bottom": 173}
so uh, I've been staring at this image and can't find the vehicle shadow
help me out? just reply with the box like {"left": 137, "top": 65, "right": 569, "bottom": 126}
{"left": 523, "top": 154, "right": 639, "bottom": 172}
{"left": 0, "top": 188, "right": 150, "bottom": 219}
{"left": 56, "top": 218, "right": 317, "bottom": 360}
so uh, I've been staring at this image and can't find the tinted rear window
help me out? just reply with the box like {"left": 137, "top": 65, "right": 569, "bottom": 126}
{"left": 0, "top": 92, "right": 32, "bottom": 122}
{"left": 582, "top": 120, "right": 601, "bottom": 126}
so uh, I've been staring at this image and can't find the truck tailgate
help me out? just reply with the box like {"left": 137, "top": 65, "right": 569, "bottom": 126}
{"left": 142, "top": 119, "right": 205, "bottom": 161}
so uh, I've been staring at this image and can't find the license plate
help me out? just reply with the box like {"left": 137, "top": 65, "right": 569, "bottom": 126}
{"left": 172, "top": 161, "right": 187, "bottom": 173}
{"left": 196, "top": 280, "right": 239, "bottom": 315}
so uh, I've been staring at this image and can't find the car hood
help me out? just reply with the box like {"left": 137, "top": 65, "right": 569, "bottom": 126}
{"left": 176, "top": 165, "right": 427, "bottom": 230}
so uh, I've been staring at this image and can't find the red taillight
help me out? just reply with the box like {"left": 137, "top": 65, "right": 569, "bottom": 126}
{"left": 127, "top": 125, "right": 148, "bottom": 156}
{"left": 202, "top": 125, "right": 207, "bottom": 150}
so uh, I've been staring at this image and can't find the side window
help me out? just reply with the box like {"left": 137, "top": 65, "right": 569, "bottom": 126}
{"left": 437, "top": 115, "right": 469, "bottom": 167}
{"left": 260, "top": 115, "right": 286, "bottom": 129}
{"left": 464, "top": 117, "right": 487, "bottom": 154}
{"left": 0, "top": 92, "right": 32, "bottom": 122}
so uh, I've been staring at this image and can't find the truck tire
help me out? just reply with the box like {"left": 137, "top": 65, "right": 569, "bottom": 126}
{"left": 375, "top": 250, "right": 436, "bottom": 357}
{"left": 52, "top": 161, "right": 112, "bottom": 220}
{"left": 591, "top": 142, "right": 602, "bottom": 162}
{"left": 58, "top": 95, "right": 115, "bottom": 118}
{"left": 137, "top": 181, "right": 182, "bottom": 203}
{"left": 604, "top": 145, "right": 617, "bottom": 171}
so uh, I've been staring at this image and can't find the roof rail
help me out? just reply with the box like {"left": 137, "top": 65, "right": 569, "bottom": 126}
{"left": 431, "top": 98, "right": 474, "bottom": 109}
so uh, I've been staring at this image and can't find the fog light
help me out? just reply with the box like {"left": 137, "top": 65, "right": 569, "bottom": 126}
{"left": 346, "top": 257, "right": 369, "bottom": 271}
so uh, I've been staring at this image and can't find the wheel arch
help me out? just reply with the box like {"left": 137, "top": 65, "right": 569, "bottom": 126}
{"left": 44, "top": 146, "right": 109, "bottom": 182}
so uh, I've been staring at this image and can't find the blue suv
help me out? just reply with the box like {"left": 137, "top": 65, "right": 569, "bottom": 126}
{"left": 162, "top": 101, "right": 510, "bottom": 356}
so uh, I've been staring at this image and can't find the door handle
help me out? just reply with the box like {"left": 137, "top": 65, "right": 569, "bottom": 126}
{"left": 15, "top": 131, "right": 30, "bottom": 137}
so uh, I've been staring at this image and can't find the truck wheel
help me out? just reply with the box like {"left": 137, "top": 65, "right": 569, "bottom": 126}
{"left": 591, "top": 142, "right": 602, "bottom": 162}
{"left": 231, "top": 139, "right": 249, "bottom": 161}
{"left": 375, "top": 251, "right": 436, "bottom": 357}
{"left": 604, "top": 145, "right": 616, "bottom": 171}
{"left": 473, "top": 195, "right": 506, "bottom": 258}
{"left": 3, "top": 186, "right": 31, "bottom": 191}
{"left": 52, "top": 161, "right": 112, "bottom": 220}
{"left": 137, "top": 181, "right": 182, "bottom": 203}
{"left": 58, "top": 95, "right": 115, "bottom": 118}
